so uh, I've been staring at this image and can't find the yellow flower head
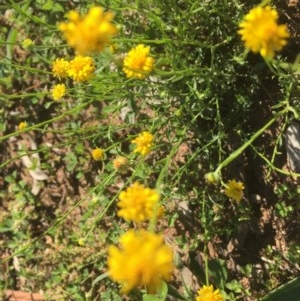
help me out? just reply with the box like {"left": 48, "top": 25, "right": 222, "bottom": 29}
{"left": 238, "top": 6, "right": 290, "bottom": 59}
{"left": 92, "top": 147, "right": 104, "bottom": 161}
{"left": 196, "top": 285, "right": 224, "bottom": 301}
{"left": 131, "top": 131, "right": 154, "bottom": 156}
{"left": 107, "top": 229, "right": 174, "bottom": 293}
{"left": 224, "top": 179, "right": 244, "bottom": 202}
{"left": 51, "top": 83, "right": 66, "bottom": 101}
{"left": 52, "top": 58, "right": 70, "bottom": 79}
{"left": 123, "top": 44, "right": 154, "bottom": 79}
{"left": 22, "top": 38, "right": 35, "bottom": 49}
{"left": 117, "top": 182, "right": 161, "bottom": 223}
{"left": 68, "top": 55, "right": 95, "bottom": 82}
{"left": 113, "top": 156, "right": 129, "bottom": 173}
{"left": 18, "top": 121, "right": 27, "bottom": 130}
{"left": 59, "top": 6, "right": 117, "bottom": 55}
{"left": 77, "top": 238, "right": 85, "bottom": 246}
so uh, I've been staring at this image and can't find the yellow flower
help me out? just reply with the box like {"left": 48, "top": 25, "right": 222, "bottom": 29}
{"left": 113, "top": 156, "right": 129, "bottom": 173}
{"left": 68, "top": 55, "right": 95, "bottom": 82}
{"left": 59, "top": 6, "right": 117, "bottom": 55}
{"left": 107, "top": 229, "right": 174, "bottom": 293}
{"left": 22, "top": 38, "right": 35, "bottom": 49}
{"left": 91, "top": 195, "right": 98, "bottom": 204}
{"left": 196, "top": 285, "right": 224, "bottom": 301}
{"left": 117, "top": 182, "right": 161, "bottom": 223}
{"left": 51, "top": 83, "right": 66, "bottom": 101}
{"left": 224, "top": 179, "right": 244, "bottom": 202}
{"left": 18, "top": 121, "right": 27, "bottom": 130}
{"left": 77, "top": 238, "right": 85, "bottom": 246}
{"left": 238, "top": 6, "right": 290, "bottom": 59}
{"left": 123, "top": 44, "right": 154, "bottom": 79}
{"left": 92, "top": 147, "right": 104, "bottom": 161}
{"left": 131, "top": 131, "right": 154, "bottom": 156}
{"left": 52, "top": 58, "right": 70, "bottom": 79}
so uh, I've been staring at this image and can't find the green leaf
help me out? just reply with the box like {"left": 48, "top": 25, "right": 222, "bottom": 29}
{"left": 226, "top": 280, "right": 242, "bottom": 293}
{"left": 261, "top": 277, "right": 300, "bottom": 301}
{"left": 91, "top": 272, "right": 109, "bottom": 286}
{"left": 41, "top": 0, "right": 53, "bottom": 10}
{"left": 64, "top": 151, "right": 78, "bottom": 172}
{"left": 0, "top": 227, "right": 13, "bottom": 233}
{"left": 41, "top": 0, "right": 64, "bottom": 12}
{"left": 157, "top": 281, "right": 168, "bottom": 299}
{"left": 143, "top": 295, "right": 161, "bottom": 301}
{"left": 0, "top": 122, "right": 6, "bottom": 132}
{"left": 208, "top": 259, "right": 228, "bottom": 289}
{"left": 142, "top": 283, "right": 169, "bottom": 301}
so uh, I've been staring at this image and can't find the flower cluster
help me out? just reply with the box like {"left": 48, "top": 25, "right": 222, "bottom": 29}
{"left": 52, "top": 56, "right": 95, "bottom": 83}
{"left": 22, "top": 38, "right": 35, "bottom": 49}
{"left": 196, "top": 285, "right": 224, "bottom": 301}
{"left": 52, "top": 58, "right": 70, "bottom": 79}
{"left": 68, "top": 56, "right": 95, "bottom": 82}
{"left": 224, "top": 179, "right": 244, "bottom": 202}
{"left": 131, "top": 131, "right": 154, "bottom": 156}
{"left": 238, "top": 5, "right": 290, "bottom": 59}
{"left": 51, "top": 83, "right": 66, "bottom": 101}
{"left": 113, "top": 156, "right": 129, "bottom": 173}
{"left": 117, "top": 182, "right": 161, "bottom": 223}
{"left": 59, "top": 7, "right": 117, "bottom": 55}
{"left": 92, "top": 147, "right": 104, "bottom": 161}
{"left": 107, "top": 229, "right": 173, "bottom": 293}
{"left": 123, "top": 44, "right": 154, "bottom": 79}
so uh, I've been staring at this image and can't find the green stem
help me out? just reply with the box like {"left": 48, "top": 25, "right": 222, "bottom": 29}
{"left": 252, "top": 145, "right": 300, "bottom": 178}
{"left": 2, "top": 59, "right": 52, "bottom": 75}
{"left": 214, "top": 107, "right": 289, "bottom": 176}
{"left": 204, "top": 241, "right": 209, "bottom": 285}
{"left": 0, "top": 100, "right": 94, "bottom": 143}
{"left": 9, "top": 0, "right": 56, "bottom": 28}
{"left": 202, "top": 189, "right": 210, "bottom": 286}
{"left": 148, "top": 136, "right": 185, "bottom": 232}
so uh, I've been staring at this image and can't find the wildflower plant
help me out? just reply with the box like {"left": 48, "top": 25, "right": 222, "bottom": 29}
{"left": 68, "top": 55, "right": 95, "bottom": 82}
{"left": 196, "top": 285, "right": 224, "bottom": 301}
{"left": 1, "top": 1, "right": 300, "bottom": 301}
{"left": 238, "top": 5, "right": 290, "bottom": 59}
{"left": 52, "top": 58, "right": 70, "bottom": 79}
{"left": 113, "top": 156, "right": 129, "bottom": 173}
{"left": 107, "top": 229, "right": 173, "bottom": 294}
{"left": 59, "top": 7, "right": 117, "bottom": 55}
{"left": 51, "top": 83, "right": 66, "bottom": 101}
{"left": 117, "top": 182, "right": 161, "bottom": 223}
{"left": 224, "top": 179, "right": 244, "bottom": 202}
{"left": 92, "top": 147, "right": 104, "bottom": 161}
{"left": 123, "top": 44, "right": 155, "bottom": 79}
{"left": 131, "top": 131, "right": 154, "bottom": 156}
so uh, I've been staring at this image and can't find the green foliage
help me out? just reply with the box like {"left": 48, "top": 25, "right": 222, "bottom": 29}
{"left": 261, "top": 277, "right": 300, "bottom": 301}
{"left": 0, "top": 0, "right": 299, "bottom": 301}
{"left": 143, "top": 282, "right": 168, "bottom": 301}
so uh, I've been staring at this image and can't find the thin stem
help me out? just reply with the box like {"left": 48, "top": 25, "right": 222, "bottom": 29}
{"left": 214, "top": 107, "right": 289, "bottom": 175}
{"left": 204, "top": 243, "right": 209, "bottom": 285}
{"left": 0, "top": 100, "right": 94, "bottom": 143}
{"left": 252, "top": 145, "right": 300, "bottom": 178}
